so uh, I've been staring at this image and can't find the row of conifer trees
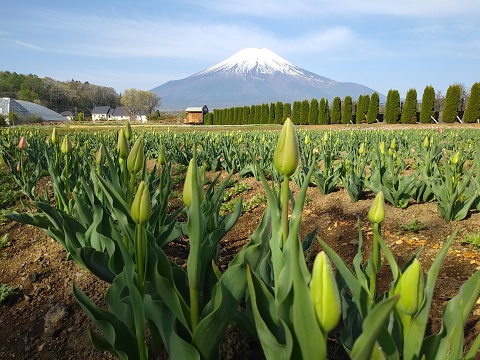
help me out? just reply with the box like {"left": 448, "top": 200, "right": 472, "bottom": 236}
{"left": 205, "top": 82, "right": 480, "bottom": 125}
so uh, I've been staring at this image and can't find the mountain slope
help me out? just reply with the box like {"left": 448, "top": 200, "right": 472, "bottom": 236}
{"left": 151, "top": 48, "right": 384, "bottom": 110}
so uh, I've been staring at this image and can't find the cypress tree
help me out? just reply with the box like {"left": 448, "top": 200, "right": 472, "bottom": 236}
{"left": 342, "top": 96, "right": 353, "bottom": 124}
{"left": 331, "top": 97, "right": 341, "bottom": 124}
{"left": 300, "top": 99, "right": 310, "bottom": 125}
{"left": 269, "top": 103, "right": 275, "bottom": 124}
{"left": 356, "top": 95, "right": 363, "bottom": 124}
{"left": 261, "top": 103, "right": 269, "bottom": 124}
{"left": 249, "top": 105, "right": 256, "bottom": 124}
{"left": 324, "top": 99, "right": 330, "bottom": 124}
{"left": 275, "top": 101, "right": 283, "bottom": 124}
{"left": 309, "top": 98, "right": 319, "bottom": 125}
{"left": 255, "top": 104, "right": 262, "bottom": 124}
{"left": 384, "top": 89, "right": 401, "bottom": 124}
{"left": 442, "top": 84, "right": 461, "bottom": 123}
{"left": 357, "top": 94, "right": 370, "bottom": 124}
{"left": 318, "top": 98, "right": 326, "bottom": 125}
{"left": 366, "top": 92, "right": 379, "bottom": 123}
{"left": 419, "top": 86, "right": 435, "bottom": 123}
{"left": 463, "top": 82, "right": 480, "bottom": 123}
{"left": 292, "top": 101, "right": 301, "bottom": 125}
{"left": 243, "top": 106, "right": 250, "bottom": 124}
{"left": 283, "top": 103, "right": 291, "bottom": 122}
{"left": 401, "top": 88, "right": 418, "bottom": 124}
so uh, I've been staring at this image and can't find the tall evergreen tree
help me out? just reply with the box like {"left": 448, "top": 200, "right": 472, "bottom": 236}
{"left": 401, "top": 88, "right": 418, "bottom": 124}
{"left": 261, "top": 103, "right": 269, "bottom": 124}
{"left": 442, "top": 84, "right": 461, "bottom": 123}
{"left": 331, "top": 97, "right": 341, "bottom": 124}
{"left": 419, "top": 86, "right": 436, "bottom": 123}
{"left": 249, "top": 105, "right": 256, "bottom": 124}
{"left": 255, "top": 104, "right": 262, "bottom": 124}
{"left": 324, "top": 99, "right": 330, "bottom": 124}
{"left": 275, "top": 101, "right": 284, "bottom": 124}
{"left": 283, "top": 103, "right": 291, "bottom": 122}
{"left": 341, "top": 96, "right": 353, "bottom": 124}
{"left": 356, "top": 95, "right": 364, "bottom": 124}
{"left": 269, "top": 103, "right": 275, "bottom": 124}
{"left": 318, "top": 98, "right": 326, "bottom": 125}
{"left": 292, "top": 101, "right": 301, "bottom": 125}
{"left": 384, "top": 89, "right": 401, "bottom": 124}
{"left": 308, "top": 98, "right": 319, "bottom": 125}
{"left": 356, "top": 94, "right": 370, "bottom": 124}
{"left": 463, "top": 82, "right": 480, "bottom": 123}
{"left": 300, "top": 99, "right": 310, "bottom": 125}
{"left": 366, "top": 92, "right": 379, "bottom": 123}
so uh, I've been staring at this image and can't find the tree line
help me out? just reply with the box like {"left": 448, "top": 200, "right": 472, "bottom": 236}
{"left": 205, "top": 83, "right": 480, "bottom": 125}
{"left": 0, "top": 71, "right": 121, "bottom": 115}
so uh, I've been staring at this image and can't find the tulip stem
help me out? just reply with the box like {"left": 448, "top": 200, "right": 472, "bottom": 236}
{"left": 135, "top": 223, "right": 146, "bottom": 296}
{"left": 281, "top": 174, "right": 290, "bottom": 246}
{"left": 370, "top": 222, "right": 381, "bottom": 296}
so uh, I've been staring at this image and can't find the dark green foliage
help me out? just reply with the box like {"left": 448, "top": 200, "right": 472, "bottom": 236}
{"left": 282, "top": 103, "right": 291, "bottom": 122}
{"left": 243, "top": 106, "right": 250, "bottom": 124}
{"left": 318, "top": 98, "right": 327, "bottom": 124}
{"left": 442, "top": 84, "right": 461, "bottom": 123}
{"left": 255, "top": 105, "right": 262, "bottom": 124}
{"left": 419, "top": 86, "right": 436, "bottom": 123}
{"left": 463, "top": 82, "right": 480, "bottom": 123}
{"left": 292, "top": 101, "right": 301, "bottom": 125}
{"left": 275, "top": 101, "right": 283, "bottom": 124}
{"left": 356, "top": 95, "right": 370, "bottom": 124}
{"left": 308, "top": 98, "right": 319, "bottom": 125}
{"left": 341, "top": 96, "right": 353, "bottom": 124}
{"left": 401, "top": 88, "right": 418, "bottom": 124}
{"left": 331, "top": 97, "right": 341, "bottom": 124}
{"left": 384, "top": 89, "right": 401, "bottom": 124}
{"left": 249, "top": 105, "right": 256, "bottom": 124}
{"left": 366, "top": 92, "right": 379, "bottom": 123}
{"left": 204, "top": 113, "right": 214, "bottom": 125}
{"left": 300, "top": 99, "right": 309, "bottom": 125}
{"left": 269, "top": 103, "right": 275, "bottom": 124}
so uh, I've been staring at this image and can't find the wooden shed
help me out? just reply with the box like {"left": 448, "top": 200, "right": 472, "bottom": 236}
{"left": 184, "top": 105, "right": 208, "bottom": 124}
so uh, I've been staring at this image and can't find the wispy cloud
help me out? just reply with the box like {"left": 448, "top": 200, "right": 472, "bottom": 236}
{"left": 15, "top": 40, "right": 45, "bottom": 51}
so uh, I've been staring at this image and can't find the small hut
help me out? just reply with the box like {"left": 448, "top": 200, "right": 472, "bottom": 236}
{"left": 184, "top": 105, "right": 208, "bottom": 125}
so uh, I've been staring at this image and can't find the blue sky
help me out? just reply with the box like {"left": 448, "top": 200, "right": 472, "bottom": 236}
{"left": 2, "top": 0, "right": 479, "bottom": 99}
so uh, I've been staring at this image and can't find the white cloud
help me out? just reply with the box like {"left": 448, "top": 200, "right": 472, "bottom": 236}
{"left": 15, "top": 40, "right": 45, "bottom": 51}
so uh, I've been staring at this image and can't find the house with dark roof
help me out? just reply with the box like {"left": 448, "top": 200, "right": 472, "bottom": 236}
{"left": 91, "top": 106, "right": 113, "bottom": 121}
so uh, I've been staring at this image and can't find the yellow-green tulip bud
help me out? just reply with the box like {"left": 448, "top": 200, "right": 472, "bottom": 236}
{"left": 127, "top": 137, "right": 145, "bottom": 175}
{"left": 369, "top": 191, "right": 385, "bottom": 224}
{"left": 359, "top": 142, "right": 365, "bottom": 155}
{"left": 95, "top": 144, "right": 106, "bottom": 166}
{"left": 394, "top": 259, "right": 424, "bottom": 315}
{"left": 124, "top": 122, "right": 133, "bottom": 140}
{"left": 274, "top": 118, "right": 300, "bottom": 176}
{"left": 304, "top": 134, "right": 310, "bottom": 146}
{"left": 18, "top": 136, "right": 27, "bottom": 150}
{"left": 379, "top": 141, "right": 385, "bottom": 155}
{"left": 310, "top": 251, "right": 341, "bottom": 333}
{"left": 423, "top": 136, "right": 429, "bottom": 149}
{"left": 51, "top": 127, "right": 60, "bottom": 145}
{"left": 183, "top": 159, "right": 204, "bottom": 207}
{"left": 157, "top": 145, "right": 166, "bottom": 165}
{"left": 323, "top": 132, "right": 329, "bottom": 143}
{"left": 388, "top": 148, "right": 394, "bottom": 157}
{"left": 451, "top": 151, "right": 461, "bottom": 165}
{"left": 390, "top": 138, "right": 396, "bottom": 150}
{"left": 117, "top": 129, "right": 129, "bottom": 160}
{"left": 61, "top": 135, "right": 71, "bottom": 154}
{"left": 131, "top": 181, "right": 152, "bottom": 225}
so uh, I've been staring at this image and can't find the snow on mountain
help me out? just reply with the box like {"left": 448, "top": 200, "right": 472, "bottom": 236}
{"left": 151, "top": 48, "right": 384, "bottom": 110}
{"left": 194, "top": 48, "right": 306, "bottom": 77}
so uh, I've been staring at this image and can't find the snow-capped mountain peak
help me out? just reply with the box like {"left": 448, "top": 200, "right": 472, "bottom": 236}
{"left": 194, "top": 48, "right": 305, "bottom": 77}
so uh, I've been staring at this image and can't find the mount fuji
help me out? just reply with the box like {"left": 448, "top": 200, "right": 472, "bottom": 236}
{"left": 151, "top": 48, "right": 384, "bottom": 110}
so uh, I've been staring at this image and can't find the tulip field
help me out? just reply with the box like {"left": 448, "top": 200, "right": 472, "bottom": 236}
{"left": 1, "top": 122, "right": 480, "bottom": 359}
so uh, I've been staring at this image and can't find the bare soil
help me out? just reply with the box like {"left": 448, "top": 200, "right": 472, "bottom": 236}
{"left": 2, "top": 167, "right": 480, "bottom": 359}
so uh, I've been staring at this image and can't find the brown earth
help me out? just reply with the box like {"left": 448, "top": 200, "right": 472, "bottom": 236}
{"left": 1, "top": 167, "right": 480, "bottom": 359}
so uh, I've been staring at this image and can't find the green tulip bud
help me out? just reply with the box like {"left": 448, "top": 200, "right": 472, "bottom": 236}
{"left": 304, "top": 134, "right": 310, "bottom": 146}
{"left": 51, "top": 127, "right": 60, "bottom": 145}
{"left": 117, "top": 129, "right": 129, "bottom": 160}
{"left": 183, "top": 158, "right": 204, "bottom": 207}
{"left": 359, "top": 142, "right": 365, "bottom": 155}
{"left": 95, "top": 144, "right": 106, "bottom": 166}
{"left": 388, "top": 148, "right": 394, "bottom": 157}
{"left": 423, "top": 136, "right": 429, "bottom": 149}
{"left": 310, "top": 251, "right": 341, "bottom": 333}
{"left": 394, "top": 259, "right": 424, "bottom": 315}
{"left": 157, "top": 145, "right": 166, "bottom": 165}
{"left": 127, "top": 137, "right": 145, "bottom": 175}
{"left": 323, "top": 132, "right": 329, "bottom": 143}
{"left": 61, "top": 135, "right": 71, "bottom": 154}
{"left": 369, "top": 191, "right": 385, "bottom": 224}
{"left": 451, "top": 151, "right": 461, "bottom": 165}
{"left": 17, "top": 136, "right": 27, "bottom": 150}
{"left": 131, "top": 181, "right": 152, "bottom": 224}
{"left": 124, "top": 122, "right": 133, "bottom": 140}
{"left": 274, "top": 118, "right": 300, "bottom": 176}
